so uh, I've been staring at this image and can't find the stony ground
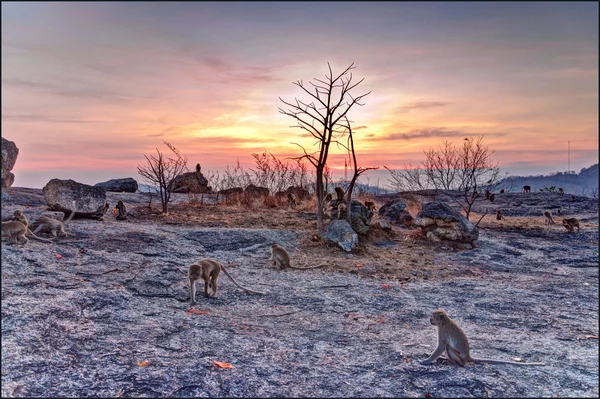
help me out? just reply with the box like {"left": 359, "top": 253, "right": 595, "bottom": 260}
{"left": 1, "top": 188, "right": 598, "bottom": 398}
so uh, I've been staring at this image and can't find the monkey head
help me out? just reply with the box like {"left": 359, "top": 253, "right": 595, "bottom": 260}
{"left": 430, "top": 309, "right": 448, "bottom": 326}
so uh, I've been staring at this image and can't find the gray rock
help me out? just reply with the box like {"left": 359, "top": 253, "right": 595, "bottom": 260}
{"left": 329, "top": 199, "right": 373, "bottom": 235}
{"left": 171, "top": 170, "right": 210, "bottom": 193}
{"left": 43, "top": 179, "right": 108, "bottom": 219}
{"left": 245, "top": 184, "right": 270, "bottom": 197}
{"left": 324, "top": 220, "right": 359, "bottom": 252}
{"left": 415, "top": 202, "right": 478, "bottom": 245}
{"left": 378, "top": 198, "right": 414, "bottom": 226}
{"left": 95, "top": 178, "right": 138, "bottom": 193}
{"left": 1, "top": 138, "right": 19, "bottom": 188}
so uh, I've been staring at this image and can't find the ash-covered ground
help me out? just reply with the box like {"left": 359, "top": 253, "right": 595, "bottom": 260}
{"left": 1, "top": 188, "right": 598, "bottom": 398}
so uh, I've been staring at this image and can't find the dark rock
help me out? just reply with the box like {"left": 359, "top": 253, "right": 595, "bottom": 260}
{"left": 415, "top": 201, "right": 478, "bottom": 245}
{"left": 43, "top": 179, "right": 108, "bottom": 219}
{"left": 285, "top": 186, "right": 310, "bottom": 201}
{"left": 171, "top": 170, "right": 210, "bottom": 193}
{"left": 95, "top": 178, "right": 138, "bottom": 193}
{"left": 245, "top": 184, "right": 270, "bottom": 197}
{"left": 323, "top": 220, "right": 359, "bottom": 252}
{"left": 329, "top": 199, "right": 373, "bottom": 235}
{"left": 378, "top": 199, "right": 414, "bottom": 226}
{"left": 1, "top": 138, "right": 19, "bottom": 188}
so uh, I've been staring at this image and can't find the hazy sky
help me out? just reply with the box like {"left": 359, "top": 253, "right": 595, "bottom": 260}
{"left": 2, "top": 1, "right": 598, "bottom": 188}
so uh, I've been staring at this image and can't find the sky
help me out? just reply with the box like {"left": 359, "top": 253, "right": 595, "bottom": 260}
{"left": 2, "top": 1, "right": 598, "bottom": 189}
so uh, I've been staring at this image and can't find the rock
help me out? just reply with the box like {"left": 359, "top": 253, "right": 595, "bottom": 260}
{"left": 218, "top": 187, "right": 244, "bottom": 198}
{"left": 415, "top": 202, "right": 478, "bottom": 246}
{"left": 43, "top": 179, "right": 108, "bottom": 219}
{"left": 329, "top": 199, "right": 373, "bottom": 235}
{"left": 171, "top": 170, "right": 210, "bottom": 193}
{"left": 324, "top": 220, "right": 359, "bottom": 252}
{"left": 1, "top": 138, "right": 19, "bottom": 188}
{"left": 245, "top": 184, "right": 270, "bottom": 198}
{"left": 95, "top": 178, "right": 139, "bottom": 193}
{"left": 371, "top": 220, "right": 392, "bottom": 231}
{"left": 378, "top": 199, "right": 414, "bottom": 226}
{"left": 285, "top": 186, "right": 310, "bottom": 201}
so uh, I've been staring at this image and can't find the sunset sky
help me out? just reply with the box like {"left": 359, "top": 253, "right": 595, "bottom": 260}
{"left": 2, "top": 1, "right": 598, "bottom": 189}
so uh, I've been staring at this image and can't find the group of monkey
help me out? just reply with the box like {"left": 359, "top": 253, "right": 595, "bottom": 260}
{"left": 2, "top": 186, "right": 568, "bottom": 368}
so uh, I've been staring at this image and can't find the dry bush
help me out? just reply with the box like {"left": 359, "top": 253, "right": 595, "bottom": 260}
{"left": 296, "top": 195, "right": 318, "bottom": 213}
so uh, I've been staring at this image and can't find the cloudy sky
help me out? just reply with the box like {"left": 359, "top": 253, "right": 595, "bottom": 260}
{"left": 2, "top": 1, "right": 598, "bottom": 188}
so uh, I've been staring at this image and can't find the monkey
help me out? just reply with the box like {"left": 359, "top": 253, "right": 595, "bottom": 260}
{"left": 32, "top": 209, "right": 76, "bottom": 238}
{"left": 324, "top": 193, "right": 333, "bottom": 203}
{"left": 422, "top": 309, "right": 545, "bottom": 367}
{"left": 543, "top": 210, "right": 555, "bottom": 225}
{"left": 488, "top": 193, "right": 495, "bottom": 202}
{"left": 571, "top": 195, "right": 576, "bottom": 201}
{"left": 287, "top": 192, "right": 297, "bottom": 209}
{"left": 557, "top": 207, "right": 562, "bottom": 216}
{"left": 500, "top": 189, "right": 505, "bottom": 194}
{"left": 523, "top": 185, "right": 531, "bottom": 193}
{"left": 269, "top": 244, "right": 326, "bottom": 270}
{"left": 562, "top": 218, "right": 580, "bottom": 233}
{"left": 195, "top": 163, "right": 201, "bottom": 173}
{"left": 364, "top": 201, "right": 376, "bottom": 211}
{"left": 114, "top": 200, "right": 128, "bottom": 220}
{"left": 335, "top": 187, "right": 345, "bottom": 201}
{"left": 2, "top": 221, "right": 53, "bottom": 244}
{"left": 11, "top": 210, "right": 29, "bottom": 226}
{"left": 484, "top": 190, "right": 491, "bottom": 200}
{"left": 337, "top": 202, "right": 347, "bottom": 220}
{"left": 188, "top": 259, "right": 265, "bottom": 303}
{"left": 496, "top": 210, "right": 504, "bottom": 220}
{"left": 558, "top": 188, "right": 564, "bottom": 194}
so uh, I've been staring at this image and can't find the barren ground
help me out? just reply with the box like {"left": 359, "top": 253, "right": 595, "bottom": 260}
{"left": 1, "top": 188, "right": 598, "bottom": 398}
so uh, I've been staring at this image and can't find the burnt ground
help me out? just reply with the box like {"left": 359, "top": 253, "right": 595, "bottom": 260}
{"left": 1, "top": 187, "right": 598, "bottom": 398}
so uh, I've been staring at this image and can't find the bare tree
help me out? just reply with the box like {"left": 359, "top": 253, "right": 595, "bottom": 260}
{"left": 339, "top": 117, "right": 379, "bottom": 224}
{"left": 385, "top": 164, "right": 430, "bottom": 192}
{"left": 137, "top": 141, "right": 188, "bottom": 214}
{"left": 279, "top": 62, "right": 370, "bottom": 233}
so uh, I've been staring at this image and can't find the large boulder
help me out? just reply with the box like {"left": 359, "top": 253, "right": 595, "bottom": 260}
{"left": 1, "top": 137, "right": 19, "bottom": 188}
{"left": 245, "top": 184, "right": 270, "bottom": 197}
{"left": 324, "top": 220, "right": 359, "bottom": 252}
{"left": 43, "top": 179, "right": 109, "bottom": 220}
{"left": 414, "top": 202, "right": 478, "bottom": 247}
{"left": 285, "top": 186, "right": 310, "bottom": 201}
{"left": 95, "top": 177, "right": 138, "bottom": 193}
{"left": 329, "top": 199, "right": 373, "bottom": 235}
{"left": 171, "top": 170, "right": 210, "bottom": 193}
{"left": 378, "top": 199, "right": 414, "bottom": 226}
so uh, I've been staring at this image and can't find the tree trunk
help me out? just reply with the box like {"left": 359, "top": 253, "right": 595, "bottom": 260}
{"left": 316, "top": 167, "right": 325, "bottom": 233}
{"left": 346, "top": 174, "right": 358, "bottom": 225}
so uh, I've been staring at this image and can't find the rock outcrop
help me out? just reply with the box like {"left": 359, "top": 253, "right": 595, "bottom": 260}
{"left": 323, "top": 220, "right": 359, "bottom": 252}
{"left": 1, "top": 138, "right": 19, "bottom": 188}
{"left": 378, "top": 199, "right": 414, "bottom": 226}
{"left": 95, "top": 178, "right": 139, "bottom": 193}
{"left": 171, "top": 170, "right": 210, "bottom": 193}
{"left": 245, "top": 184, "right": 270, "bottom": 198}
{"left": 329, "top": 199, "right": 373, "bottom": 235}
{"left": 43, "top": 179, "right": 109, "bottom": 220}
{"left": 414, "top": 202, "right": 478, "bottom": 247}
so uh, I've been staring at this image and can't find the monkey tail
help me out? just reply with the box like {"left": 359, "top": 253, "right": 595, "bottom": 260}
{"left": 471, "top": 358, "right": 544, "bottom": 366}
{"left": 289, "top": 264, "right": 327, "bottom": 270}
{"left": 220, "top": 265, "right": 266, "bottom": 295}
{"left": 25, "top": 229, "right": 53, "bottom": 244}
{"left": 63, "top": 208, "right": 76, "bottom": 225}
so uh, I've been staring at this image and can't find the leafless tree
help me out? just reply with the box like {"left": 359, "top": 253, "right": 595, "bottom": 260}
{"left": 279, "top": 62, "right": 370, "bottom": 233}
{"left": 338, "top": 117, "right": 379, "bottom": 224}
{"left": 385, "top": 164, "right": 430, "bottom": 192}
{"left": 137, "top": 141, "right": 188, "bottom": 214}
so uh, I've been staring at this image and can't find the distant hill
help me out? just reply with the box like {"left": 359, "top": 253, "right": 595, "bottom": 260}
{"left": 497, "top": 164, "right": 598, "bottom": 196}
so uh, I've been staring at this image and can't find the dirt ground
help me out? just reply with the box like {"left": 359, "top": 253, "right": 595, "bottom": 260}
{"left": 1, "top": 188, "right": 598, "bottom": 397}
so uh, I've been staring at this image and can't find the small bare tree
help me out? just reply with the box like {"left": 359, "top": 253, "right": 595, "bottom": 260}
{"left": 339, "top": 117, "right": 379, "bottom": 225}
{"left": 279, "top": 62, "right": 370, "bottom": 233}
{"left": 385, "top": 164, "right": 430, "bottom": 192}
{"left": 137, "top": 141, "right": 188, "bottom": 214}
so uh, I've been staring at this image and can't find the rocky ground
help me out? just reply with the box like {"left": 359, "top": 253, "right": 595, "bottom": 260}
{"left": 1, "top": 187, "right": 598, "bottom": 398}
